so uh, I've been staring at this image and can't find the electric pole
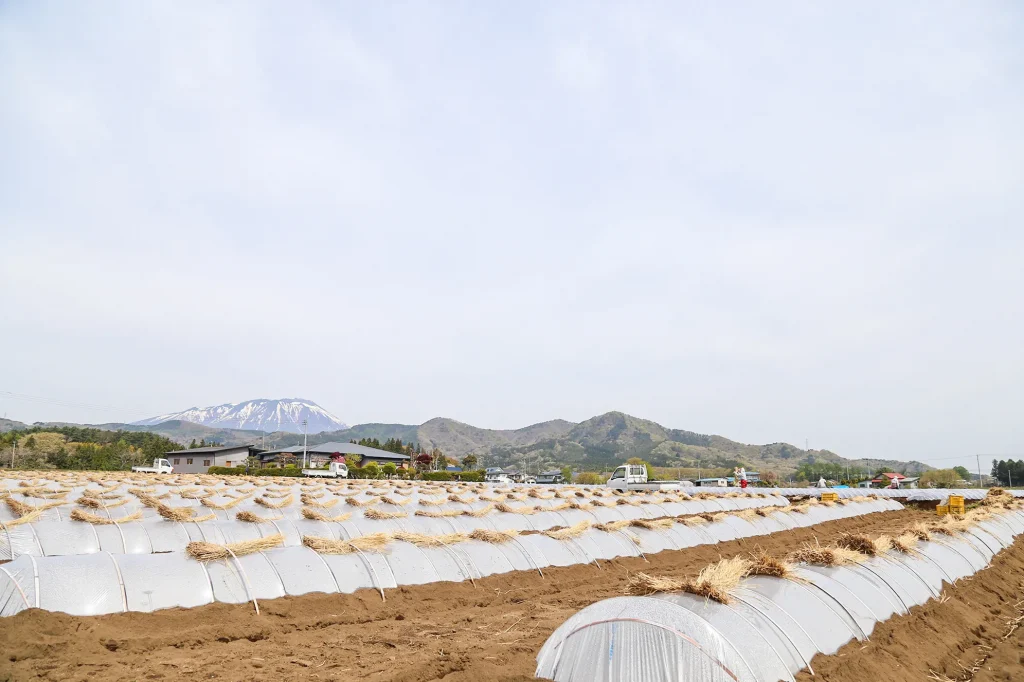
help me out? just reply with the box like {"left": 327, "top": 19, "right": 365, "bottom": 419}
{"left": 302, "top": 419, "right": 308, "bottom": 468}
{"left": 977, "top": 454, "right": 983, "bottom": 488}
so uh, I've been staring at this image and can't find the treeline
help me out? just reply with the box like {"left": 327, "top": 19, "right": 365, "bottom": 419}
{"left": 0, "top": 426, "right": 183, "bottom": 471}
{"left": 351, "top": 437, "right": 423, "bottom": 455}
{"left": 991, "top": 460, "right": 1024, "bottom": 486}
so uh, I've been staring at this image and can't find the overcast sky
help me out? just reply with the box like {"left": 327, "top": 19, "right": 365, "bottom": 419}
{"left": 1, "top": 2, "right": 1022, "bottom": 469}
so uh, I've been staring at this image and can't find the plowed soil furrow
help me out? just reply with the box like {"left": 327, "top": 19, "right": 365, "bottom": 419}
{"left": 0, "top": 509, "right": 931, "bottom": 682}
{"left": 796, "top": 531, "right": 1024, "bottom": 682}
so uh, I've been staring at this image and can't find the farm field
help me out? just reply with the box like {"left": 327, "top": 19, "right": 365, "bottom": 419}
{"left": 0, "top": 471, "right": 1021, "bottom": 681}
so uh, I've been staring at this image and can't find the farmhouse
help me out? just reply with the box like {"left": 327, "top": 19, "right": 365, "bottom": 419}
{"left": 258, "top": 441, "right": 411, "bottom": 469}
{"left": 164, "top": 444, "right": 261, "bottom": 474}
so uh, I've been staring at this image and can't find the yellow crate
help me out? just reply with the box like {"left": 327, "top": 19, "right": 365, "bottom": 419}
{"left": 936, "top": 505, "right": 949, "bottom": 515}
{"left": 820, "top": 492, "right": 839, "bottom": 502}
{"left": 949, "top": 504, "right": 966, "bottom": 515}
{"left": 949, "top": 495, "right": 965, "bottom": 507}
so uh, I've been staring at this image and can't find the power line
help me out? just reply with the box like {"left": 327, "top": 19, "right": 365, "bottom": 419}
{"left": 0, "top": 390, "right": 151, "bottom": 417}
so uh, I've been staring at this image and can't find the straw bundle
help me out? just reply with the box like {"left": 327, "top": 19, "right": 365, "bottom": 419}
{"left": 262, "top": 490, "right": 293, "bottom": 499}
{"left": 187, "top": 534, "right": 285, "bottom": 561}
{"left": 789, "top": 543, "right": 864, "bottom": 566}
{"left": 392, "top": 530, "right": 468, "bottom": 547}
{"left": 5, "top": 497, "right": 36, "bottom": 517}
{"left": 201, "top": 495, "right": 250, "bottom": 510}
{"left": 132, "top": 493, "right": 162, "bottom": 508}
{"left": 568, "top": 501, "right": 593, "bottom": 511}
{"left": 527, "top": 490, "right": 555, "bottom": 500}
{"left": 477, "top": 493, "right": 501, "bottom": 502}
{"left": 629, "top": 557, "right": 751, "bottom": 603}
{"left": 746, "top": 550, "right": 792, "bottom": 578}
{"left": 78, "top": 496, "right": 129, "bottom": 509}
{"left": 179, "top": 489, "right": 214, "bottom": 499}
{"left": 302, "top": 495, "right": 339, "bottom": 508}
{"left": 615, "top": 498, "right": 638, "bottom": 506}
{"left": 495, "top": 502, "right": 536, "bottom": 515}
{"left": 345, "top": 496, "right": 379, "bottom": 507}
{"left": 595, "top": 520, "right": 631, "bottom": 532}
{"left": 236, "top": 510, "right": 284, "bottom": 523}
{"left": 461, "top": 504, "right": 495, "bottom": 517}
{"left": 630, "top": 518, "right": 675, "bottom": 531}
{"left": 836, "top": 534, "right": 877, "bottom": 556}
{"left": 680, "top": 515, "right": 709, "bottom": 526}
{"left": 416, "top": 496, "right": 447, "bottom": 506}
{"left": 543, "top": 521, "right": 591, "bottom": 540}
{"left": 626, "top": 573, "right": 687, "bottom": 595}
{"left": 415, "top": 508, "right": 463, "bottom": 518}
{"left": 379, "top": 496, "right": 411, "bottom": 507}
{"left": 363, "top": 507, "right": 408, "bottom": 520}
{"left": 70, "top": 509, "right": 144, "bottom": 525}
{"left": 301, "top": 532, "right": 392, "bottom": 554}
{"left": 156, "top": 503, "right": 195, "bottom": 521}
{"left": 909, "top": 523, "right": 932, "bottom": 541}
{"left": 0, "top": 509, "right": 43, "bottom": 527}
{"left": 889, "top": 533, "right": 920, "bottom": 554}
{"left": 255, "top": 494, "right": 294, "bottom": 509}
{"left": 467, "top": 528, "right": 519, "bottom": 544}
{"left": 301, "top": 508, "right": 352, "bottom": 522}
{"left": 734, "top": 509, "right": 760, "bottom": 521}
{"left": 448, "top": 494, "right": 476, "bottom": 505}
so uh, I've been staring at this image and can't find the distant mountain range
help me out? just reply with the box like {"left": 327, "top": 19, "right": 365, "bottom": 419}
{"left": 131, "top": 399, "right": 347, "bottom": 434}
{"left": 3, "top": 400, "right": 933, "bottom": 477}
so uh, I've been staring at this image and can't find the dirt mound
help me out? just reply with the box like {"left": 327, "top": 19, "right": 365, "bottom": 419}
{"left": 0, "top": 509, "right": 934, "bottom": 682}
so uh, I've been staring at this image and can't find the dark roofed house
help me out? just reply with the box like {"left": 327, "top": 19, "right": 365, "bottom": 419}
{"left": 258, "top": 442, "right": 411, "bottom": 469}
{"left": 536, "top": 470, "right": 566, "bottom": 484}
{"left": 165, "top": 445, "right": 262, "bottom": 474}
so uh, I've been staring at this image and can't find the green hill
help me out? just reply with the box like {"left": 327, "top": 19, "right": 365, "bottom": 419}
{"left": 8, "top": 411, "right": 931, "bottom": 479}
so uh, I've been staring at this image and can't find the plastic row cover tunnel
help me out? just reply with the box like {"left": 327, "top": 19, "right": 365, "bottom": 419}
{"left": 0, "top": 491, "right": 791, "bottom": 525}
{"left": 535, "top": 510, "right": 1024, "bottom": 682}
{"left": 0, "top": 497, "right": 899, "bottom": 560}
{"left": 0, "top": 499, "right": 901, "bottom": 617}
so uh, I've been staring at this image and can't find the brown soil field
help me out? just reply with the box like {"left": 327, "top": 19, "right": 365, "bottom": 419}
{"left": 3, "top": 507, "right": 1005, "bottom": 682}
{"left": 796, "top": 526, "right": 1024, "bottom": 682}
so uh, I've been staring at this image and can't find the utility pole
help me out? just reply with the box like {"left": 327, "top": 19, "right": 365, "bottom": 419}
{"left": 977, "top": 454, "right": 983, "bottom": 488}
{"left": 302, "top": 419, "right": 308, "bottom": 469}
{"left": 697, "top": 460, "right": 702, "bottom": 482}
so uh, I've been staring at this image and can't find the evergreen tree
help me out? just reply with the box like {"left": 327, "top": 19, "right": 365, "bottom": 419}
{"left": 189, "top": 439, "right": 198, "bottom": 449}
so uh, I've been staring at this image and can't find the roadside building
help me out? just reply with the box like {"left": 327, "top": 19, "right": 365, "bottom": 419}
{"left": 257, "top": 442, "right": 411, "bottom": 469}
{"left": 165, "top": 445, "right": 261, "bottom": 474}
{"left": 870, "top": 472, "right": 907, "bottom": 488}
{"left": 536, "top": 470, "right": 566, "bottom": 484}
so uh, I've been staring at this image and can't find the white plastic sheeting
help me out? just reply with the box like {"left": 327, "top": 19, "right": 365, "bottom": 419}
{"left": 0, "top": 493, "right": 800, "bottom": 560}
{"left": 535, "top": 509, "right": 1024, "bottom": 682}
{"left": 0, "top": 499, "right": 901, "bottom": 617}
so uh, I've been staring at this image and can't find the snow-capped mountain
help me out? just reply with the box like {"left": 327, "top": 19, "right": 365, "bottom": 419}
{"left": 133, "top": 399, "right": 348, "bottom": 434}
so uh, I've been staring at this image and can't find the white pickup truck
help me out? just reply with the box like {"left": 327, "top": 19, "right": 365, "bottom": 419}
{"left": 607, "top": 464, "right": 693, "bottom": 491}
{"left": 302, "top": 461, "right": 348, "bottom": 478}
{"left": 132, "top": 458, "right": 174, "bottom": 474}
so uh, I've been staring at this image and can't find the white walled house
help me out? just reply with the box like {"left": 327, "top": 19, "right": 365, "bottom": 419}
{"left": 165, "top": 445, "right": 260, "bottom": 474}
